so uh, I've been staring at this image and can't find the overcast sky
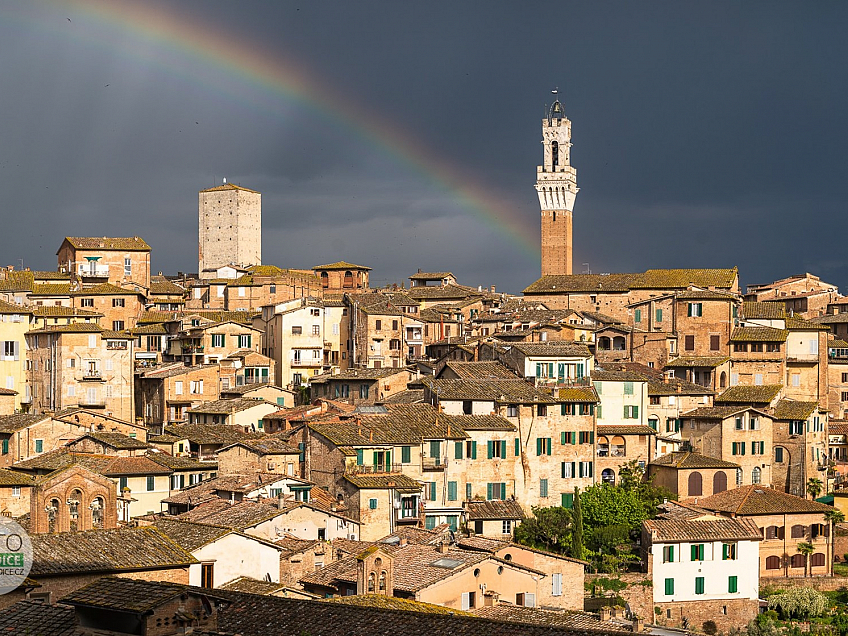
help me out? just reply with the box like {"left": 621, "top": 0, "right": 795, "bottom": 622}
{"left": 1, "top": 2, "right": 847, "bottom": 294}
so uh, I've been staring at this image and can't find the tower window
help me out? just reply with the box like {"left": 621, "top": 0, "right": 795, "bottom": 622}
{"left": 551, "top": 141, "right": 559, "bottom": 168}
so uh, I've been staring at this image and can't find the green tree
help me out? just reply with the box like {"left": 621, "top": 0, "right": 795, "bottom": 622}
{"left": 580, "top": 483, "right": 647, "bottom": 532}
{"left": 572, "top": 487, "right": 584, "bottom": 559}
{"left": 797, "top": 541, "right": 815, "bottom": 578}
{"left": 807, "top": 477, "right": 824, "bottom": 500}
{"left": 825, "top": 508, "right": 845, "bottom": 525}
{"left": 514, "top": 506, "right": 573, "bottom": 555}
{"left": 618, "top": 459, "right": 646, "bottom": 491}
{"left": 767, "top": 586, "right": 827, "bottom": 619}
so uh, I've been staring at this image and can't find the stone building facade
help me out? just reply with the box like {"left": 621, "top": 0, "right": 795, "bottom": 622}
{"left": 198, "top": 182, "right": 261, "bottom": 277}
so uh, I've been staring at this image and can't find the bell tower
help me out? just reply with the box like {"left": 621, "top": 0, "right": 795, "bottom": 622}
{"left": 536, "top": 92, "right": 578, "bottom": 276}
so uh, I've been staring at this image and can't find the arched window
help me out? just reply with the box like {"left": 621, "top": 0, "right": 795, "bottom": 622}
{"left": 736, "top": 468, "right": 743, "bottom": 486}
{"left": 811, "top": 553, "right": 826, "bottom": 567}
{"left": 611, "top": 436, "right": 626, "bottom": 457}
{"left": 765, "top": 555, "right": 781, "bottom": 570}
{"left": 752, "top": 467, "right": 761, "bottom": 484}
{"left": 68, "top": 489, "right": 82, "bottom": 532}
{"left": 765, "top": 526, "right": 784, "bottom": 540}
{"left": 378, "top": 570, "right": 387, "bottom": 591}
{"left": 719, "top": 372, "right": 727, "bottom": 389}
{"left": 648, "top": 417, "right": 659, "bottom": 431}
{"left": 90, "top": 497, "right": 104, "bottom": 529}
{"left": 791, "top": 525, "right": 807, "bottom": 539}
{"left": 612, "top": 336, "right": 626, "bottom": 351}
{"left": 790, "top": 554, "right": 805, "bottom": 568}
{"left": 601, "top": 469, "right": 616, "bottom": 485}
{"left": 597, "top": 436, "right": 610, "bottom": 457}
{"left": 597, "top": 337, "right": 611, "bottom": 351}
{"left": 343, "top": 271, "right": 354, "bottom": 289}
{"left": 688, "top": 472, "right": 703, "bottom": 497}
{"left": 367, "top": 572, "right": 375, "bottom": 592}
{"left": 713, "top": 471, "right": 727, "bottom": 494}
{"left": 320, "top": 272, "right": 329, "bottom": 289}
{"left": 47, "top": 498, "right": 60, "bottom": 534}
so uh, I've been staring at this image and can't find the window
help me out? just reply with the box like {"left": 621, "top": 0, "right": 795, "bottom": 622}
{"left": 695, "top": 577, "right": 705, "bottom": 595}
{"left": 147, "top": 475, "right": 155, "bottom": 491}
{"left": 752, "top": 466, "right": 762, "bottom": 484}
{"left": 623, "top": 405, "right": 639, "bottom": 419}
{"left": 292, "top": 326, "right": 302, "bottom": 335}
{"left": 190, "top": 380, "right": 203, "bottom": 394}
{"left": 623, "top": 381, "right": 634, "bottom": 395}
{"left": 561, "top": 461, "right": 574, "bottom": 478}
{"left": 561, "top": 493, "right": 574, "bottom": 508}
{"left": 540, "top": 478, "right": 549, "bottom": 498}
{"left": 634, "top": 309, "right": 642, "bottom": 323}
{"left": 750, "top": 343, "right": 764, "bottom": 353}
{"left": 656, "top": 308, "right": 663, "bottom": 322}
{"left": 124, "top": 257, "right": 132, "bottom": 277}
{"left": 34, "top": 439, "right": 44, "bottom": 453}
{"left": 1, "top": 439, "right": 6, "bottom": 455}
{"left": 733, "top": 342, "right": 747, "bottom": 352}
{"left": 375, "top": 320, "right": 382, "bottom": 331}
{"left": 663, "top": 545, "right": 675, "bottom": 563}
{"left": 775, "top": 447, "right": 784, "bottom": 462}
{"left": 201, "top": 563, "right": 214, "bottom": 589}
{"left": 578, "top": 461, "right": 593, "bottom": 478}
{"left": 112, "top": 320, "right": 124, "bottom": 331}
{"left": 811, "top": 553, "right": 826, "bottom": 567}
{"left": 238, "top": 334, "right": 252, "bottom": 348}
{"left": 664, "top": 578, "right": 674, "bottom": 596}
{"left": 174, "top": 381, "right": 183, "bottom": 395}
{"left": 690, "top": 544, "right": 705, "bottom": 561}
{"left": 488, "top": 440, "right": 507, "bottom": 459}
{"left": 791, "top": 525, "right": 807, "bottom": 539}
{"left": 728, "top": 576, "right": 738, "bottom": 593}
{"left": 507, "top": 404, "right": 518, "bottom": 417}
{"left": 684, "top": 335, "right": 695, "bottom": 351}
{"left": 448, "top": 481, "right": 458, "bottom": 501}
{"left": 688, "top": 472, "right": 703, "bottom": 496}
{"left": 735, "top": 417, "right": 743, "bottom": 430}
{"left": 709, "top": 334, "right": 720, "bottom": 351}
{"left": 536, "top": 438, "right": 552, "bottom": 456}
{"left": 552, "top": 573, "right": 562, "bottom": 596}
{"left": 789, "top": 420, "right": 804, "bottom": 435}
{"left": 211, "top": 334, "right": 225, "bottom": 348}
{"left": 731, "top": 442, "right": 746, "bottom": 456}
{"left": 81, "top": 298, "right": 94, "bottom": 307}
{"left": 487, "top": 482, "right": 506, "bottom": 500}
{"left": 312, "top": 325, "right": 320, "bottom": 336}
{"left": 369, "top": 498, "right": 377, "bottom": 510}
{"left": 751, "top": 441, "right": 765, "bottom": 455}
{"left": 112, "top": 298, "right": 125, "bottom": 308}
{"left": 466, "top": 440, "right": 477, "bottom": 459}
{"left": 537, "top": 404, "right": 547, "bottom": 417}
{"left": 687, "top": 303, "right": 703, "bottom": 317}
{"left": 722, "top": 543, "right": 737, "bottom": 560}
{"left": 766, "top": 555, "right": 781, "bottom": 570}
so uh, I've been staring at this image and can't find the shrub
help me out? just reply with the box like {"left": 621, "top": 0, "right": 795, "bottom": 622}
{"left": 703, "top": 620, "right": 718, "bottom": 635}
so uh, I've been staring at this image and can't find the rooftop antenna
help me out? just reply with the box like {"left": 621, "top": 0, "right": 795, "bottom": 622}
{"left": 582, "top": 263, "right": 590, "bottom": 274}
{"left": 223, "top": 177, "right": 227, "bottom": 184}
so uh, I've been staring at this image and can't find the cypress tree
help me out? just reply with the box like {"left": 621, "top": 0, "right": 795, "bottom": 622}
{"left": 572, "top": 486, "right": 584, "bottom": 559}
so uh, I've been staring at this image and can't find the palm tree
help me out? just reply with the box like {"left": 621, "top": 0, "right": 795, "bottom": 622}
{"left": 807, "top": 477, "right": 824, "bottom": 500}
{"left": 797, "top": 541, "right": 815, "bottom": 577}
{"left": 824, "top": 508, "right": 845, "bottom": 525}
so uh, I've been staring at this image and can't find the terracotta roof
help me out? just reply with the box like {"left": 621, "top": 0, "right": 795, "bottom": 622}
{"left": 675, "top": 289, "right": 738, "bottom": 301}
{"left": 406, "top": 284, "right": 485, "bottom": 301}
{"left": 310, "top": 367, "right": 410, "bottom": 383}
{"left": 145, "top": 451, "right": 214, "bottom": 471}
{"left": 472, "top": 606, "right": 631, "bottom": 633}
{"left": 696, "top": 485, "right": 835, "bottom": 515}
{"left": 786, "top": 316, "right": 831, "bottom": 331}
{"left": 730, "top": 327, "right": 788, "bottom": 342}
{"left": 218, "top": 438, "right": 300, "bottom": 456}
{"left": 31, "top": 305, "right": 100, "bottom": 317}
{"left": 647, "top": 377, "right": 713, "bottom": 396}
{"left": 743, "top": 301, "right": 786, "bottom": 319}
{"left": 643, "top": 516, "right": 763, "bottom": 542}
{"left": 422, "top": 378, "right": 554, "bottom": 403}
{"left": 219, "top": 576, "right": 290, "bottom": 595}
{"left": 650, "top": 451, "right": 740, "bottom": 469}
{"left": 506, "top": 342, "right": 592, "bottom": 357}
{"left": 0, "top": 414, "right": 50, "bottom": 433}
{"left": 524, "top": 268, "right": 738, "bottom": 295}
{"left": 772, "top": 399, "right": 819, "bottom": 420}
{"left": 26, "top": 322, "right": 103, "bottom": 335}
{"left": 186, "top": 397, "right": 274, "bottom": 414}
{"left": 0, "top": 271, "right": 34, "bottom": 292}
{"left": 380, "top": 389, "right": 426, "bottom": 404}
{"left": 455, "top": 535, "right": 511, "bottom": 552}
{"left": 152, "top": 518, "right": 231, "bottom": 551}
{"left": 62, "top": 236, "right": 151, "bottom": 251}
{"left": 324, "top": 594, "right": 472, "bottom": 615}
{"left": 715, "top": 384, "right": 782, "bottom": 404}
{"left": 70, "top": 431, "right": 149, "bottom": 450}
{"left": 60, "top": 576, "right": 204, "bottom": 614}
{"left": 524, "top": 273, "right": 637, "bottom": 294}
{"left": 0, "top": 600, "right": 76, "bottom": 636}
{"left": 177, "top": 499, "right": 286, "bottom": 529}
{"left": 665, "top": 356, "right": 729, "bottom": 368}
{"left": 596, "top": 424, "right": 657, "bottom": 435}
{"left": 448, "top": 414, "right": 516, "bottom": 431}
{"left": 557, "top": 387, "right": 600, "bottom": 402}
{"left": 378, "top": 526, "right": 446, "bottom": 546}
{"left": 200, "top": 182, "right": 259, "bottom": 193}
{"left": 344, "top": 474, "right": 422, "bottom": 491}
{"left": 465, "top": 498, "right": 525, "bottom": 520}
{"left": 163, "top": 423, "right": 266, "bottom": 445}
{"left": 592, "top": 370, "right": 646, "bottom": 382}
{"left": 441, "top": 361, "right": 519, "bottom": 380}
{"left": 313, "top": 261, "right": 371, "bottom": 270}
{"left": 681, "top": 405, "right": 753, "bottom": 419}
{"left": 30, "top": 526, "right": 196, "bottom": 576}
{"left": 70, "top": 283, "right": 144, "bottom": 297}
{"left": 141, "top": 362, "right": 219, "bottom": 379}
{"left": 0, "top": 468, "right": 36, "bottom": 486}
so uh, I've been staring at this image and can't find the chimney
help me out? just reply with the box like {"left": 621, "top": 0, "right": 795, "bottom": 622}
{"left": 632, "top": 617, "right": 645, "bottom": 632}
{"left": 399, "top": 537, "right": 408, "bottom": 547}
{"left": 599, "top": 607, "right": 612, "bottom": 622}
{"left": 437, "top": 542, "right": 449, "bottom": 554}
{"left": 277, "top": 492, "right": 285, "bottom": 510}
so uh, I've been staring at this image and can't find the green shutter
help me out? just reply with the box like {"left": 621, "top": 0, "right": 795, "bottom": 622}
{"left": 728, "top": 576, "right": 737, "bottom": 593}
{"left": 669, "top": 546, "right": 674, "bottom": 562}
{"left": 487, "top": 441, "right": 494, "bottom": 459}
{"left": 500, "top": 483, "right": 506, "bottom": 500}
{"left": 466, "top": 482, "right": 472, "bottom": 500}
{"left": 561, "top": 462, "right": 566, "bottom": 478}
{"left": 691, "top": 544, "right": 698, "bottom": 561}
{"left": 1, "top": 439, "right": 7, "bottom": 455}
{"left": 633, "top": 405, "right": 638, "bottom": 419}
{"left": 35, "top": 439, "right": 43, "bottom": 453}
{"left": 515, "top": 438, "right": 521, "bottom": 455}
{"left": 665, "top": 578, "right": 674, "bottom": 595}
{"left": 147, "top": 475, "right": 155, "bottom": 491}
{"left": 429, "top": 481, "right": 437, "bottom": 500}
{"left": 487, "top": 483, "right": 493, "bottom": 500}
{"left": 546, "top": 438, "right": 552, "bottom": 456}
{"left": 448, "top": 481, "right": 457, "bottom": 501}
{"left": 369, "top": 498, "right": 377, "bottom": 510}
{"left": 430, "top": 440, "right": 441, "bottom": 460}
{"left": 562, "top": 493, "right": 573, "bottom": 509}
{"left": 455, "top": 441, "right": 463, "bottom": 459}
{"left": 425, "top": 516, "right": 435, "bottom": 530}
{"left": 635, "top": 309, "right": 641, "bottom": 323}
{"left": 536, "top": 363, "right": 542, "bottom": 378}
{"left": 590, "top": 431, "right": 595, "bottom": 444}
{"left": 656, "top": 308, "right": 663, "bottom": 323}
{"left": 561, "top": 431, "right": 566, "bottom": 445}
{"left": 356, "top": 449, "right": 364, "bottom": 466}
{"left": 540, "top": 479, "right": 548, "bottom": 497}
{"left": 571, "top": 431, "right": 577, "bottom": 444}
{"left": 536, "top": 438, "right": 542, "bottom": 456}
{"left": 624, "top": 381, "right": 633, "bottom": 395}
{"left": 501, "top": 441, "right": 507, "bottom": 458}
{"left": 700, "top": 544, "right": 705, "bottom": 560}
{"left": 402, "top": 446, "right": 411, "bottom": 463}
{"left": 579, "top": 462, "right": 584, "bottom": 478}
{"left": 695, "top": 577, "right": 704, "bottom": 595}
{"left": 471, "top": 441, "right": 477, "bottom": 460}
{"left": 722, "top": 544, "right": 728, "bottom": 560}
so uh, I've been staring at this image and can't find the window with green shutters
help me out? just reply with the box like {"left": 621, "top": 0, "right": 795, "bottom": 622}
{"left": 1, "top": 439, "right": 7, "bottom": 455}
{"left": 448, "top": 481, "right": 457, "bottom": 501}
{"left": 425, "top": 516, "right": 435, "bottom": 530}
{"left": 561, "top": 493, "right": 574, "bottom": 509}
{"left": 488, "top": 440, "right": 507, "bottom": 459}
{"left": 119, "top": 477, "right": 128, "bottom": 490}
{"left": 624, "top": 381, "right": 634, "bottom": 395}
{"left": 664, "top": 578, "right": 674, "bottom": 595}
{"left": 691, "top": 544, "right": 705, "bottom": 561}
{"left": 775, "top": 446, "right": 784, "bottom": 462}
{"left": 623, "top": 405, "right": 639, "bottom": 419}
{"left": 695, "top": 577, "right": 705, "bottom": 595}
{"left": 369, "top": 498, "right": 377, "bottom": 510}
{"left": 540, "top": 478, "right": 548, "bottom": 498}
{"left": 728, "top": 576, "right": 738, "bottom": 593}
{"left": 429, "top": 440, "right": 441, "bottom": 462}
{"left": 455, "top": 441, "right": 463, "bottom": 459}
{"left": 688, "top": 303, "right": 703, "bottom": 317}
{"left": 515, "top": 438, "right": 520, "bottom": 456}
{"left": 579, "top": 403, "right": 594, "bottom": 415}
{"left": 536, "top": 437, "right": 552, "bottom": 456}
{"left": 35, "top": 439, "right": 43, "bottom": 453}
{"left": 146, "top": 475, "right": 155, "bottom": 491}
{"left": 634, "top": 309, "right": 642, "bottom": 323}
{"left": 663, "top": 545, "right": 675, "bottom": 562}
{"left": 356, "top": 449, "right": 364, "bottom": 466}
{"left": 656, "top": 308, "right": 663, "bottom": 322}
{"left": 466, "top": 440, "right": 477, "bottom": 459}
{"left": 466, "top": 482, "right": 472, "bottom": 500}
{"left": 401, "top": 446, "right": 411, "bottom": 463}
{"left": 722, "top": 543, "right": 737, "bottom": 560}
{"left": 429, "top": 481, "right": 437, "bottom": 501}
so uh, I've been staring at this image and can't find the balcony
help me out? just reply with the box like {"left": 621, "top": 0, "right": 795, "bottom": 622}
{"left": 181, "top": 345, "right": 205, "bottom": 354}
{"left": 107, "top": 341, "right": 128, "bottom": 350}
{"left": 78, "top": 397, "right": 106, "bottom": 408}
{"left": 80, "top": 371, "right": 103, "bottom": 381}
{"left": 78, "top": 264, "right": 109, "bottom": 278}
{"left": 422, "top": 457, "right": 446, "bottom": 471}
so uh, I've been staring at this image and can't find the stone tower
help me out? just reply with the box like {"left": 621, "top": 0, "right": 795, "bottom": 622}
{"left": 536, "top": 96, "right": 578, "bottom": 276}
{"left": 198, "top": 181, "right": 262, "bottom": 278}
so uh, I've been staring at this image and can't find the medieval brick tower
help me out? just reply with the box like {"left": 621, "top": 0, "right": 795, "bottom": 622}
{"left": 536, "top": 95, "right": 578, "bottom": 276}
{"left": 198, "top": 181, "right": 262, "bottom": 279}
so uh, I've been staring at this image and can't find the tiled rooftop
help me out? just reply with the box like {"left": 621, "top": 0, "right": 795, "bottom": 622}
{"left": 696, "top": 485, "right": 835, "bottom": 515}
{"left": 644, "top": 516, "right": 763, "bottom": 542}
{"left": 650, "top": 451, "right": 740, "bottom": 469}
{"left": 715, "top": 384, "right": 782, "bottom": 404}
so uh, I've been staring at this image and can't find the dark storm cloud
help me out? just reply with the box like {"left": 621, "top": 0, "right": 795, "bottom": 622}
{"left": 0, "top": 1, "right": 846, "bottom": 293}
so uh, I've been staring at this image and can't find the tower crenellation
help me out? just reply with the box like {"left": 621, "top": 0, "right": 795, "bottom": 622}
{"left": 536, "top": 96, "right": 578, "bottom": 276}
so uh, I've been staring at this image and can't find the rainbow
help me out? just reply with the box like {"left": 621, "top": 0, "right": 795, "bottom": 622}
{"left": 32, "top": 0, "right": 542, "bottom": 259}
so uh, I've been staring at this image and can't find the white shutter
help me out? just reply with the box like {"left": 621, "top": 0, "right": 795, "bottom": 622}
{"left": 461, "top": 592, "right": 470, "bottom": 611}
{"left": 67, "top": 385, "right": 75, "bottom": 397}
{"left": 12, "top": 342, "right": 18, "bottom": 361}
{"left": 105, "top": 358, "right": 113, "bottom": 371}
{"left": 5, "top": 377, "right": 13, "bottom": 390}
{"left": 88, "top": 335, "right": 97, "bottom": 348}
{"left": 175, "top": 381, "right": 183, "bottom": 395}
{"left": 525, "top": 593, "right": 536, "bottom": 608}
{"left": 552, "top": 573, "right": 563, "bottom": 596}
